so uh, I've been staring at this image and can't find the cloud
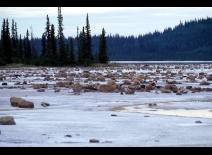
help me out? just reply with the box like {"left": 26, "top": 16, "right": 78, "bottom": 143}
{"left": 0, "top": 7, "right": 143, "bottom": 18}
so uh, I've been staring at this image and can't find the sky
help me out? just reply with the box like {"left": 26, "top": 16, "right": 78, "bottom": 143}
{"left": 0, "top": 7, "right": 212, "bottom": 38}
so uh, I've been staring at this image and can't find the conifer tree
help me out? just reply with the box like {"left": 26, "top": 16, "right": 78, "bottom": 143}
{"left": 77, "top": 26, "right": 82, "bottom": 64}
{"left": 11, "top": 19, "right": 16, "bottom": 56}
{"left": 41, "top": 33, "right": 46, "bottom": 57}
{"left": 2, "top": 19, "right": 13, "bottom": 63}
{"left": 50, "top": 24, "right": 57, "bottom": 61}
{"left": 98, "top": 28, "right": 108, "bottom": 63}
{"left": 78, "top": 27, "right": 86, "bottom": 64}
{"left": 69, "top": 37, "right": 75, "bottom": 65}
{"left": 13, "top": 21, "right": 19, "bottom": 59}
{"left": 25, "top": 29, "right": 31, "bottom": 61}
{"left": 45, "top": 15, "right": 52, "bottom": 59}
{"left": 30, "top": 26, "right": 37, "bottom": 59}
{"left": 23, "top": 36, "right": 26, "bottom": 62}
{"left": 57, "top": 7, "right": 66, "bottom": 64}
{"left": 1, "top": 19, "right": 6, "bottom": 62}
{"left": 18, "top": 34, "right": 23, "bottom": 60}
{"left": 85, "top": 13, "right": 93, "bottom": 61}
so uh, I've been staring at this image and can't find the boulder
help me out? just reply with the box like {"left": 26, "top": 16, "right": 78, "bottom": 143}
{"left": 10, "top": 97, "right": 25, "bottom": 107}
{"left": 164, "top": 84, "right": 178, "bottom": 91}
{"left": 0, "top": 116, "right": 16, "bottom": 125}
{"left": 41, "top": 102, "right": 50, "bottom": 107}
{"left": 18, "top": 100, "right": 34, "bottom": 108}
{"left": 145, "top": 84, "right": 155, "bottom": 92}
{"left": 199, "top": 80, "right": 211, "bottom": 85}
{"left": 125, "top": 88, "right": 134, "bottom": 94}
{"left": 37, "top": 88, "right": 45, "bottom": 92}
{"left": 72, "top": 83, "right": 84, "bottom": 94}
{"left": 160, "top": 89, "right": 172, "bottom": 93}
{"left": 89, "top": 139, "right": 99, "bottom": 143}
{"left": 99, "top": 84, "right": 115, "bottom": 92}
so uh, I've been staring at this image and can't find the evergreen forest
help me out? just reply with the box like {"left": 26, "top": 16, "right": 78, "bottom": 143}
{"left": 1, "top": 7, "right": 212, "bottom": 66}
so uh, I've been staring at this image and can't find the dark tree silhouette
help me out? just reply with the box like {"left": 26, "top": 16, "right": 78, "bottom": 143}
{"left": 57, "top": 7, "right": 66, "bottom": 64}
{"left": 98, "top": 28, "right": 108, "bottom": 63}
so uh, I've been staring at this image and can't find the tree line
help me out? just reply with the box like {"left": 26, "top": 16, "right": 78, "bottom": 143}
{"left": 0, "top": 7, "right": 108, "bottom": 66}
{"left": 1, "top": 9, "right": 212, "bottom": 66}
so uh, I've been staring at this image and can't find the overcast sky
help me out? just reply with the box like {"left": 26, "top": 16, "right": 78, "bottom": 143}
{"left": 0, "top": 7, "right": 212, "bottom": 38}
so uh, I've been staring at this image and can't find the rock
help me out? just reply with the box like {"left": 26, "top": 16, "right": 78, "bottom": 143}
{"left": 54, "top": 89, "right": 60, "bottom": 93}
{"left": 18, "top": 100, "right": 34, "bottom": 108}
{"left": 165, "top": 84, "right": 178, "bottom": 91}
{"left": 186, "top": 86, "right": 192, "bottom": 89}
{"left": 41, "top": 102, "right": 50, "bottom": 107}
{"left": 10, "top": 97, "right": 25, "bottom": 107}
{"left": 72, "top": 83, "right": 83, "bottom": 94}
{"left": 176, "top": 91, "right": 182, "bottom": 95}
{"left": 125, "top": 88, "right": 134, "bottom": 94}
{"left": 65, "top": 134, "right": 72, "bottom": 137}
{"left": 22, "top": 81, "right": 27, "bottom": 84}
{"left": 195, "top": 120, "right": 202, "bottom": 123}
{"left": 2, "top": 83, "right": 7, "bottom": 85}
{"left": 111, "top": 114, "right": 117, "bottom": 116}
{"left": 160, "top": 89, "right": 172, "bottom": 93}
{"left": 98, "top": 84, "right": 115, "bottom": 92}
{"left": 37, "top": 88, "right": 45, "bottom": 92}
{"left": 0, "top": 116, "right": 16, "bottom": 125}
{"left": 33, "top": 84, "right": 41, "bottom": 89}
{"left": 89, "top": 139, "right": 99, "bottom": 143}
{"left": 199, "top": 80, "right": 211, "bottom": 85}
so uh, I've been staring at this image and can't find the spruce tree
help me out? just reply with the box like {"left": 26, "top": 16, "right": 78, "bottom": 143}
{"left": 77, "top": 26, "right": 82, "bottom": 64}
{"left": 69, "top": 37, "right": 75, "bottom": 65}
{"left": 18, "top": 34, "right": 23, "bottom": 61}
{"left": 3, "top": 19, "right": 13, "bottom": 63}
{"left": 41, "top": 33, "right": 46, "bottom": 57}
{"left": 78, "top": 27, "right": 86, "bottom": 64}
{"left": 23, "top": 36, "right": 26, "bottom": 62}
{"left": 14, "top": 22, "right": 19, "bottom": 59}
{"left": 25, "top": 29, "right": 31, "bottom": 62}
{"left": 98, "top": 28, "right": 108, "bottom": 64}
{"left": 85, "top": 13, "right": 93, "bottom": 61}
{"left": 1, "top": 19, "right": 6, "bottom": 62}
{"left": 30, "top": 26, "right": 37, "bottom": 59}
{"left": 57, "top": 7, "right": 66, "bottom": 64}
{"left": 45, "top": 15, "right": 52, "bottom": 59}
{"left": 11, "top": 19, "right": 16, "bottom": 57}
{"left": 50, "top": 24, "right": 57, "bottom": 61}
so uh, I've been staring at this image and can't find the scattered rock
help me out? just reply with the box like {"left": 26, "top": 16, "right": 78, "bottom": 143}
{"left": 37, "top": 88, "right": 45, "bottom": 92}
{"left": 89, "top": 139, "right": 99, "bottom": 143}
{"left": 195, "top": 120, "right": 202, "bottom": 123}
{"left": 10, "top": 97, "right": 25, "bottom": 107}
{"left": 103, "top": 141, "right": 112, "bottom": 143}
{"left": 54, "top": 89, "right": 60, "bottom": 93}
{"left": 41, "top": 102, "right": 50, "bottom": 107}
{"left": 65, "top": 134, "right": 72, "bottom": 137}
{"left": 0, "top": 116, "right": 16, "bottom": 125}
{"left": 18, "top": 100, "right": 34, "bottom": 108}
